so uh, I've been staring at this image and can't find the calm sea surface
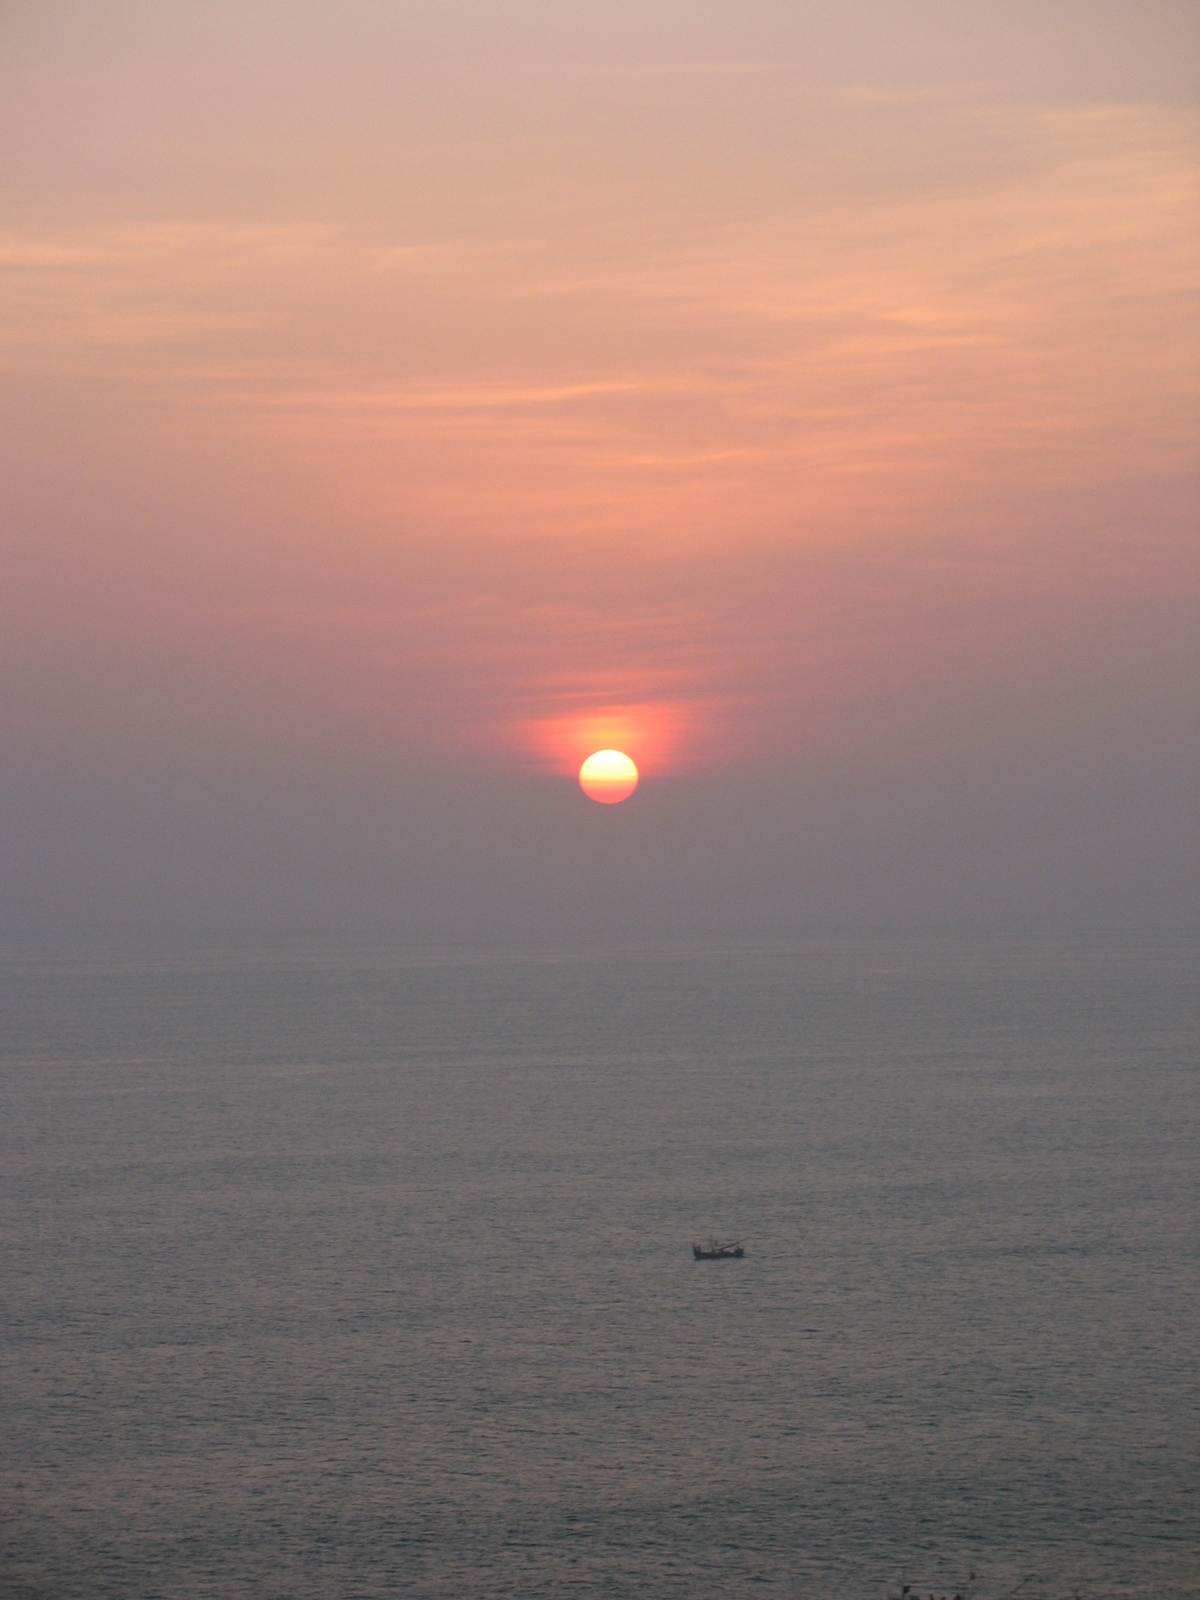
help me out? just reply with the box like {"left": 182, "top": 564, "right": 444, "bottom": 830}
{"left": 1, "top": 942, "right": 1197, "bottom": 1598}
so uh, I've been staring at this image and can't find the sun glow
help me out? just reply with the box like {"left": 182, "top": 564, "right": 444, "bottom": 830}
{"left": 578, "top": 749, "right": 639, "bottom": 804}
{"left": 522, "top": 701, "right": 697, "bottom": 780}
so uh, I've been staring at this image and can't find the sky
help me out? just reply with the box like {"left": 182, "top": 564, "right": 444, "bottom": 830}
{"left": 1, "top": 0, "right": 1197, "bottom": 942}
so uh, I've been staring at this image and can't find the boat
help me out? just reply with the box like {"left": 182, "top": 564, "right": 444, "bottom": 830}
{"left": 693, "top": 1237, "right": 744, "bottom": 1260}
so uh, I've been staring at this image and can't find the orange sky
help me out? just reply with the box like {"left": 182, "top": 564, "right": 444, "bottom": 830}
{"left": 0, "top": 2, "right": 1197, "bottom": 935}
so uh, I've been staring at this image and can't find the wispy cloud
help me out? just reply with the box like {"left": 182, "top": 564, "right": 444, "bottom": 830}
{"left": 2, "top": 85, "right": 1195, "bottom": 773}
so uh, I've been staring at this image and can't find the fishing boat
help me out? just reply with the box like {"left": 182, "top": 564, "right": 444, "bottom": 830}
{"left": 692, "top": 1237, "right": 744, "bottom": 1260}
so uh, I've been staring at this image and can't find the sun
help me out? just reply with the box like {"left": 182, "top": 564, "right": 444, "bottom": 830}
{"left": 579, "top": 749, "right": 639, "bottom": 804}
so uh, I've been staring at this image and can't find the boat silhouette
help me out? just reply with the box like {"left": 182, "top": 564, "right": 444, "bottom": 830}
{"left": 692, "top": 1237, "right": 744, "bottom": 1260}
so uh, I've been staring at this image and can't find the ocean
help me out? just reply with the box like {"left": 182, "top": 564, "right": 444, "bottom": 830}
{"left": 1, "top": 941, "right": 1196, "bottom": 1598}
